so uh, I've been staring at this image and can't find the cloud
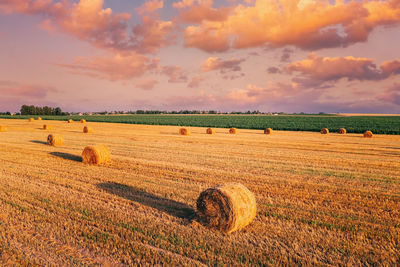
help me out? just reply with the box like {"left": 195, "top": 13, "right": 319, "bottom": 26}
{"left": 183, "top": 0, "right": 400, "bottom": 52}
{"left": 267, "top": 67, "right": 281, "bottom": 74}
{"left": 377, "top": 83, "right": 400, "bottom": 106}
{"left": 280, "top": 48, "right": 293, "bottom": 63}
{"left": 174, "top": 0, "right": 232, "bottom": 23}
{"left": 286, "top": 54, "right": 400, "bottom": 88}
{"left": 135, "top": 78, "right": 158, "bottom": 90}
{"left": 56, "top": 52, "right": 153, "bottom": 81}
{"left": 160, "top": 66, "right": 188, "bottom": 83}
{"left": 188, "top": 75, "right": 204, "bottom": 88}
{"left": 202, "top": 57, "right": 244, "bottom": 72}
{"left": 136, "top": 0, "right": 164, "bottom": 15}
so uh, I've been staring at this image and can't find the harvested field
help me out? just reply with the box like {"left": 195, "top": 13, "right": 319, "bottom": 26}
{"left": 0, "top": 118, "right": 399, "bottom": 265}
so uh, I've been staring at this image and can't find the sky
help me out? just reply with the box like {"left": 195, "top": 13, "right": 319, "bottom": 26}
{"left": 0, "top": 0, "right": 400, "bottom": 113}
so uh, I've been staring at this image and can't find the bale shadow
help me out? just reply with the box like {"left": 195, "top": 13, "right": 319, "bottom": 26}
{"left": 97, "top": 182, "right": 195, "bottom": 221}
{"left": 49, "top": 152, "right": 82, "bottom": 162}
{"left": 30, "top": 140, "right": 47, "bottom": 145}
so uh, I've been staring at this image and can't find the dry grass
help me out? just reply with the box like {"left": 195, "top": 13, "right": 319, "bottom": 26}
{"left": 82, "top": 145, "right": 111, "bottom": 165}
{"left": 179, "top": 128, "right": 190, "bottom": 135}
{"left": 83, "top": 126, "right": 93, "bottom": 133}
{"left": 364, "top": 131, "right": 373, "bottom": 138}
{"left": 229, "top": 128, "right": 237, "bottom": 134}
{"left": 320, "top": 128, "right": 329, "bottom": 134}
{"left": 264, "top": 128, "right": 273, "bottom": 135}
{"left": 196, "top": 183, "right": 256, "bottom": 233}
{"left": 0, "top": 126, "right": 7, "bottom": 132}
{"left": 0, "top": 119, "right": 399, "bottom": 265}
{"left": 339, "top": 128, "right": 347, "bottom": 134}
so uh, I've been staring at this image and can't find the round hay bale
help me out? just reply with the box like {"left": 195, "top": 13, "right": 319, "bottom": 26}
{"left": 229, "top": 128, "right": 237, "bottom": 134}
{"left": 339, "top": 128, "right": 347, "bottom": 134}
{"left": 47, "top": 134, "right": 64, "bottom": 146}
{"left": 320, "top": 128, "right": 329, "bottom": 134}
{"left": 37, "top": 117, "right": 42, "bottom": 121}
{"left": 43, "top": 124, "right": 52, "bottom": 130}
{"left": 82, "top": 144, "right": 111, "bottom": 165}
{"left": 0, "top": 126, "right": 8, "bottom": 132}
{"left": 67, "top": 119, "right": 73, "bottom": 123}
{"left": 83, "top": 126, "right": 93, "bottom": 133}
{"left": 364, "top": 131, "right": 373, "bottom": 138}
{"left": 264, "top": 128, "right": 273, "bottom": 135}
{"left": 196, "top": 183, "right": 257, "bottom": 233}
{"left": 28, "top": 118, "right": 34, "bottom": 122}
{"left": 179, "top": 128, "right": 190, "bottom": 135}
{"left": 80, "top": 119, "right": 86, "bottom": 123}
{"left": 206, "top": 128, "right": 215, "bottom": 134}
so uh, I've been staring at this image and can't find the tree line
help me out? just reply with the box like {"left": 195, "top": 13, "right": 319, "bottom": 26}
{"left": 20, "top": 105, "right": 67, "bottom": 115}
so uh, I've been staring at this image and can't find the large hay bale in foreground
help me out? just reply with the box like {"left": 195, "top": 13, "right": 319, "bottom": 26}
{"left": 264, "top": 128, "right": 273, "bottom": 135}
{"left": 47, "top": 134, "right": 64, "bottom": 146}
{"left": 196, "top": 183, "right": 257, "bottom": 233}
{"left": 0, "top": 126, "right": 7, "bottom": 132}
{"left": 67, "top": 119, "right": 73, "bottom": 123}
{"left": 82, "top": 145, "right": 111, "bottom": 165}
{"left": 37, "top": 117, "right": 42, "bottom": 121}
{"left": 28, "top": 118, "right": 34, "bottom": 122}
{"left": 179, "top": 128, "right": 190, "bottom": 135}
{"left": 43, "top": 124, "right": 52, "bottom": 130}
{"left": 206, "top": 128, "right": 215, "bottom": 134}
{"left": 339, "top": 128, "right": 347, "bottom": 134}
{"left": 83, "top": 126, "right": 93, "bottom": 133}
{"left": 320, "top": 128, "right": 329, "bottom": 134}
{"left": 229, "top": 128, "right": 237, "bottom": 134}
{"left": 80, "top": 119, "right": 86, "bottom": 123}
{"left": 364, "top": 131, "right": 373, "bottom": 138}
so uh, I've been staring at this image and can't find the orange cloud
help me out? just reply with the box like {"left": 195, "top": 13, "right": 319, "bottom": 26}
{"left": 160, "top": 66, "right": 187, "bottom": 83}
{"left": 136, "top": 0, "right": 164, "bottom": 15}
{"left": 175, "top": 0, "right": 232, "bottom": 23}
{"left": 202, "top": 57, "right": 243, "bottom": 72}
{"left": 183, "top": 0, "right": 400, "bottom": 52}
{"left": 56, "top": 52, "right": 153, "bottom": 81}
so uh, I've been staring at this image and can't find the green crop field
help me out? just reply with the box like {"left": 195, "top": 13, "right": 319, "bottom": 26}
{"left": 1, "top": 114, "right": 400, "bottom": 134}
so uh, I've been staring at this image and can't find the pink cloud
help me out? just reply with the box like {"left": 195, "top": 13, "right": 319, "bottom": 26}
{"left": 160, "top": 66, "right": 187, "bottom": 83}
{"left": 136, "top": 0, "right": 164, "bottom": 15}
{"left": 377, "top": 83, "right": 400, "bottom": 106}
{"left": 135, "top": 78, "right": 158, "bottom": 90}
{"left": 175, "top": 0, "right": 232, "bottom": 23}
{"left": 188, "top": 75, "right": 204, "bottom": 88}
{"left": 202, "top": 57, "right": 244, "bottom": 72}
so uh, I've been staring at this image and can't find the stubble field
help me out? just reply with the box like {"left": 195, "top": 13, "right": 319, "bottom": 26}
{"left": 0, "top": 118, "right": 399, "bottom": 265}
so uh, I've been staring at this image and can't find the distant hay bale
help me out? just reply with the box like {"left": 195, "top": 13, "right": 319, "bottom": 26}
{"left": 67, "top": 119, "right": 73, "bottom": 123}
{"left": 206, "top": 128, "right": 215, "bottom": 134}
{"left": 43, "top": 124, "right": 51, "bottom": 130}
{"left": 0, "top": 126, "right": 7, "bottom": 132}
{"left": 28, "top": 118, "right": 34, "bottom": 122}
{"left": 339, "top": 128, "right": 347, "bottom": 134}
{"left": 47, "top": 134, "right": 64, "bottom": 146}
{"left": 229, "top": 128, "right": 237, "bottom": 134}
{"left": 196, "top": 183, "right": 257, "bottom": 234}
{"left": 320, "top": 128, "right": 329, "bottom": 134}
{"left": 179, "top": 128, "right": 190, "bottom": 135}
{"left": 264, "top": 128, "right": 273, "bottom": 135}
{"left": 80, "top": 119, "right": 86, "bottom": 123}
{"left": 364, "top": 131, "right": 373, "bottom": 138}
{"left": 82, "top": 144, "right": 111, "bottom": 165}
{"left": 37, "top": 117, "right": 42, "bottom": 121}
{"left": 83, "top": 126, "right": 93, "bottom": 133}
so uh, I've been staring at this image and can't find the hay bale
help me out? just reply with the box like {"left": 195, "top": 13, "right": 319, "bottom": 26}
{"left": 83, "top": 126, "right": 93, "bottom": 133}
{"left": 179, "top": 128, "right": 190, "bottom": 135}
{"left": 67, "top": 119, "right": 73, "bottom": 123}
{"left": 37, "top": 117, "right": 42, "bottom": 121}
{"left": 229, "top": 128, "right": 237, "bottom": 134}
{"left": 196, "top": 183, "right": 257, "bottom": 233}
{"left": 206, "top": 128, "right": 215, "bottom": 134}
{"left": 82, "top": 144, "right": 111, "bottom": 165}
{"left": 43, "top": 124, "right": 52, "bottom": 130}
{"left": 80, "top": 119, "right": 86, "bottom": 123}
{"left": 0, "top": 126, "right": 7, "bottom": 132}
{"left": 28, "top": 118, "right": 34, "bottom": 122}
{"left": 320, "top": 128, "right": 329, "bottom": 134}
{"left": 364, "top": 131, "right": 373, "bottom": 138}
{"left": 264, "top": 128, "right": 273, "bottom": 135}
{"left": 339, "top": 128, "right": 347, "bottom": 134}
{"left": 47, "top": 134, "right": 64, "bottom": 146}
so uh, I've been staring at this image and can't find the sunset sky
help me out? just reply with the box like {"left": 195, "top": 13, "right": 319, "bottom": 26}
{"left": 1, "top": 0, "right": 400, "bottom": 113}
